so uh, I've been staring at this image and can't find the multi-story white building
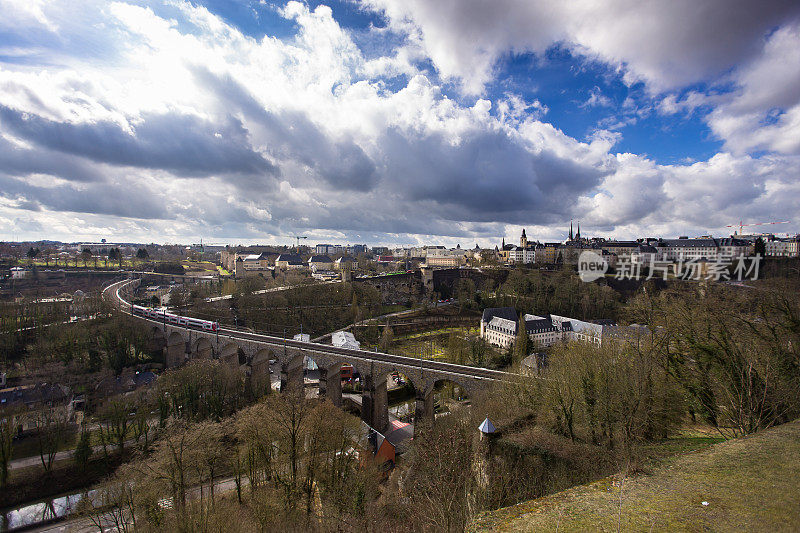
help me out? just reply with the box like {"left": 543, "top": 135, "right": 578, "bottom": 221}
{"left": 480, "top": 308, "right": 612, "bottom": 349}
{"left": 507, "top": 246, "right": 536, "bottom": 264}
{"left": 425, "top": 248, "right": 467, "bottom": 267}
{"left": 766, "top": 237, "right": 800, "bottom": 257}
{"left": 653, "top": 237, "right": 750, "bottom": 261}
{"left": 550, "top": 314, "right": 604, "bottom": 346}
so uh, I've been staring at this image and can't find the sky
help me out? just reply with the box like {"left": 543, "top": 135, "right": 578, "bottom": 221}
{"left": 0, "top": 0, "right": 799, "bottom": 247}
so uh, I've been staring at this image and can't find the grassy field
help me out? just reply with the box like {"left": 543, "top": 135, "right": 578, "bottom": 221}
{"left": 471, "top": 420, "right": 800, "bottom": 532}
{"left": 181, "top": 259, "right": 219, "bottom": 274}
{"left": 391, "top": 331, "right": 451, "bottom": 360}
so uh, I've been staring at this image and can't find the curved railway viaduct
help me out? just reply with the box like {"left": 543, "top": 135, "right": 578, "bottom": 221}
{"left": 103, "top": 279, "right": 513, "bottom": 433}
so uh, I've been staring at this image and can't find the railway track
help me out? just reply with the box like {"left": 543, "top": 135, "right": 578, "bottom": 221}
{"left": 104, "top": 279, "right": 514, "bottom": 383}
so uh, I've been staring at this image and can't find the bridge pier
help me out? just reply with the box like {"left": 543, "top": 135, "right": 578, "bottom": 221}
{"left": 250, "top": 351, "right": 273, "bottom": 397}
{"left": 319, "top": 365, "right": 342, "bottom": 407}
{"left": 413, "top": 391, "right": 434, "bottom": 436}
{"left": 280, "top": 357, "right": 304, "bottom": 394}
{"left": 219, "top": 344, "right": 239, "bottom": 370}
{"left": 194, "top": 339, "right": 213, "bottom": 360}
{"left": 165, "top": 332, "right": 187, "bottom": 368}
{"left": 107, "top": 280, "right": 503, "bottom": 425}
{"left": 361, "top": 373, "right": 389, "bottom": 432}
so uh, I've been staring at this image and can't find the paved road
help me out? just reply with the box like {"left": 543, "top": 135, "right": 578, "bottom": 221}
{"left": 310, "top": 301, "right": 453, "bottom": 343}
{"left": 205, "top": 279, "right": 340, "bottom": 302}
{"left": 9, "top": 444, "right": 102, "bottom": 471}
{"left": 10, "top": 427, "right": 156, "bottom": 471}
{"left": 26, "top": 475, "right": 247, "bottom": 533}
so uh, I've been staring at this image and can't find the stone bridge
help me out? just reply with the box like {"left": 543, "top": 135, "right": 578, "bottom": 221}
{"left": 104, "top": 279, "right": 513, "bottom": 434}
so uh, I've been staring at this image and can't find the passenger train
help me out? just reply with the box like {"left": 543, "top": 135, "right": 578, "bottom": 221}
{"left": 130, "top": 304, "right": 219, "bottom": 332}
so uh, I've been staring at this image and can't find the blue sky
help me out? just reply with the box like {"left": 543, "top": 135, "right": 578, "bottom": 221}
{"left": 487, "top": 48, "right": 724, "bottom": 164}
{"left": 0, "top": 0, "right": 798, "bottom": 246}
{"left": 196, "top": 0, "right": 725, "bottom": 163}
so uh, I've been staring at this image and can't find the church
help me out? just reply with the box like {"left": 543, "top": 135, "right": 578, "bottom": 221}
{"left": 498, "top": 222, "right": 586, "bottom": 264}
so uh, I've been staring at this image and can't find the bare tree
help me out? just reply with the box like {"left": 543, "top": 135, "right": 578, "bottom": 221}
{"left": 34, "top": 403, "right": 70, "bottom": 472}
{"left": 405, "top": 416, "right": 478, "bottom": 532}
{"left": 630, "top": 283, "right": 800, "bottom": 438}
{"left": 98, "top": 398, "right": 133, "bottom": 454}
{"left": 0, "top": 409, "right": 19, "bottom": 486}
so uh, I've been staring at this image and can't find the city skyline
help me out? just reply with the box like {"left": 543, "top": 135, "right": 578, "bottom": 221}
{"left": 1, "top": 1, "right": 799, "bottom": 246}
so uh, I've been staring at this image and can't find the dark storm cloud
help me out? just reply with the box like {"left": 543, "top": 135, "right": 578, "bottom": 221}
{"left": 0, "top": 174, "right": 169, "bottom": 219}
{"left": 290, "top": 202, "right": 477, "bottom": 237}
{"left": 0, "top": 105, "right": 278, "bottom": 178}
{"left": 378, "top": 126, "right": 607, "bottom": 224}
{"left": 0, "top": 136, "right": 105, "bottom": 182}
{"left": 193, "top": 67, "right": 378, "bottom": 192}
{"left": 365, "top": 0, "right": 800, "bottom": 92}
{"left": 193, "top": 68, "right": 607, "bottom": 232}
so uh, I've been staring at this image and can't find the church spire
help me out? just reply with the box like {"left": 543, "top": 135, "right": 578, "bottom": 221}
{"left": 576, "top": 222, "right": 580, "bottom": 240}
{"left": 569, "top": 221, "right": 574, "bottom": 241}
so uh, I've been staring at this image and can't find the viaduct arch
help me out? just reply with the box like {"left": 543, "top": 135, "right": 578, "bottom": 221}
{"left": 104, "top": 279, "right": 513, "bottom": 434}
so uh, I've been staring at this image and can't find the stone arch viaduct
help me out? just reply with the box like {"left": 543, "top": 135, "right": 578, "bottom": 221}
{"left": 104, "top": 279, "right": 513, "bottom": 433}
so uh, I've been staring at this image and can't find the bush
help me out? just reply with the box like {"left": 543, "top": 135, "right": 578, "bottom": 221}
{"left": 154, "top": 262, "right": 185, "bottom": 274}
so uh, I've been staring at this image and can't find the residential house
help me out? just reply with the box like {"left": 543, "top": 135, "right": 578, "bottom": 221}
{"left": 275, "top": 253, "right": 305, "bottom": 270}
{"left": 307, "top": 255, "right": 334, "bottom": 272}
{"left": 334, "top": 256, "right": 356, "bottom": 270}
{"left": 0, "top": 383, "right": 75, "bottom": 433}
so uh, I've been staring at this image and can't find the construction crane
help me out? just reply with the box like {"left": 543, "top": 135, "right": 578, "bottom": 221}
{"left": 726, "top": 220, "right": 789, "bottom": 235}
{"left": 286, "top": 235, "right": 307, "bottom": 251}
{"left": 193, "top": 239, "right": 228, "bottom": 252}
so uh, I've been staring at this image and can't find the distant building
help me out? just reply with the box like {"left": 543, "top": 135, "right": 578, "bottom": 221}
{"left": 275, "top": 253, "right": 305, "bottom": 270}
{"left": 425, "top": 248, "right": 467, "bottom": 267}
{"left": 536, "top": 243, "right": 561, "bottom": 264}
{"left": 480, "top": 307, "right": 613, "bottom": 349}
{"left": 599, "top": 241, "right": 642, "bottom": 259}
{"left": 312, "top": 270, "right": 338, "bottom": 281}
{"left": 314, "top": 244, "right": 367, "bottom": 256}
{"left": 307, "top": 255, "right": 333, "bottom": 271}
{"left": 630, "top": 244, "right": 659, "bottom": 265}
{"left": 334, "top": 256, "right": 356, "bottom": 270}
{"left": 473, "top": 246, "right": 498, "bottom": 263}
{"left": 348, "top": 244, "right": 368, "bottom": 256}
{"left": 0, "top": 383, "right": 75, "bottom": 433}
{"left": 142, "top": 285, "right": 170, "bottom": 305}
{"left": 765, "top": 236, "right": 800, "bottom": 257}
{"left": 652, "top": 237, "right": 750, "bottom": 261}
{"left": 332, "top": 331, "right": 360, "bottom": 350}
{"left": 95, "top": 369, "right": 157, "bottom": 398}
{"left": 225, "top": 250, "right": 276, "bottom": 276}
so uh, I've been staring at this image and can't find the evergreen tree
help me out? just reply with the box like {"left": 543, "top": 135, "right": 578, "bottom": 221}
{"left": 351, "top": 291, "right": 362, "bottom": 323}
{"left": 379, "top": 325, "right": 394, "bottom": 352}
{"left": 754, "top": 237, "right": 766, "bottom": 257}
{"left": 514, "top": 315, "right": 529, "bottom": 363}
{"left": 73, "top": 428, "right": 93, "bottom": 471}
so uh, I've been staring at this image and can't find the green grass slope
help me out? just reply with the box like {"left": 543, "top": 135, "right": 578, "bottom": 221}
{"left": 472, "top": 420, "right": 800, "bottom": 532}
